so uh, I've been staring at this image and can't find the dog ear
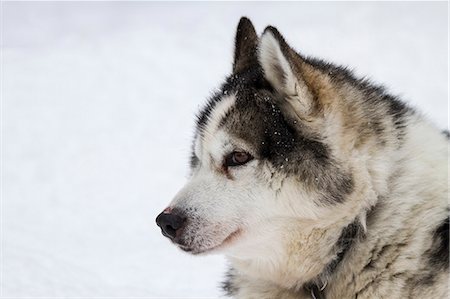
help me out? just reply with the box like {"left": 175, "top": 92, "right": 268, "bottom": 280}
{"left": 233, "top": 17, "right": 259, "bottom": 74}
{"left": 258, "top": 26, "right": 315, "bottom": 116}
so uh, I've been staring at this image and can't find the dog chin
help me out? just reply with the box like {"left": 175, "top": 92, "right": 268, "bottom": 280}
{"left": 177, "top": 229, "right": 243, "bottom": 255}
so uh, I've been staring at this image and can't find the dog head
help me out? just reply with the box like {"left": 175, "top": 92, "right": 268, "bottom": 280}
{"left": 156, "top": 17, "right": 395, "bottom": 257}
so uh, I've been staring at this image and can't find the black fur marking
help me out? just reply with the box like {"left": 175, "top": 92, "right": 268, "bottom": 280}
{"left": 384, "top": 94, "right": 409, "bottom": 141}
{"left": 222, "top": 268, "right": 238, "bottom": 296}
{"left": 195, "top": 92, "right": 223, "bottom": 134}
{"left": 428, "top": 215, "right": 449, "bottom": 270}
{"left": 407, "top": 213, "right": 450, "bottom": 287}
{"left": 305, "top": 218, "right": 365, "bottom": 298}
{"left": 326, "top": 218, "right": 365, "bottom": 274}
{"left": 442, "top": 130, "right": 450, "bottom": 139}
{"left": 189, "top": 149, "right": 199, "bottom": 169}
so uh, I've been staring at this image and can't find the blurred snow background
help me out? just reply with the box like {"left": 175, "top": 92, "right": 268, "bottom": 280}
{"left": 1, "top": 2, "right": 447, "bottom": 298}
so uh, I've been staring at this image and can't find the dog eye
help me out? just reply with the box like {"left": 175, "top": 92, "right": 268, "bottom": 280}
{"left": 224, "top": 151, "right": 253, "bottom": 167}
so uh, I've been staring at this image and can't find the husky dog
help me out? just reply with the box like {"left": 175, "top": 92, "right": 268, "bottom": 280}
{"left": 156, "top": 17, "right": 449, "bottom": 298}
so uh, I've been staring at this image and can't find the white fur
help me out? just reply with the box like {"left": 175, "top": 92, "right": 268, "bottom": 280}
{"left": 259, "top": 31, "right": 314, "bottom": 115}
{"left": 202, "top": 94, "right": 236, "bottom": 148}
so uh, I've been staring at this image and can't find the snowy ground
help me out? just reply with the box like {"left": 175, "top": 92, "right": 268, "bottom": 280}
{"left": 2, "top": 2, "right": 447, "bottom": 298}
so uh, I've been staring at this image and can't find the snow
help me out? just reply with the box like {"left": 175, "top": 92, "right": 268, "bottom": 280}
{"left": 1, "top": 2, "right": 447, "bottom": 298}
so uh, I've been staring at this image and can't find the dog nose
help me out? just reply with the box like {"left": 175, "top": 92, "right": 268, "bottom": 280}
{"left": 156, "top": 211, "right": 185, "bottom": 240}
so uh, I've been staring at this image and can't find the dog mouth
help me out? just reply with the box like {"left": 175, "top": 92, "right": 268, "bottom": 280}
{"left": 177, "top": 229, "right": 243, "bottom": 255}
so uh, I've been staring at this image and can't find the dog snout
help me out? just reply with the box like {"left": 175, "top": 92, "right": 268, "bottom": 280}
{"left": 156, "top": 210, "right": 186, "bottom": 240}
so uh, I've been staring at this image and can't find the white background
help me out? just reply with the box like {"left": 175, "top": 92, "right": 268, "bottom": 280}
{"left": 2, "top": 2, "right": 448, "bottom": 298}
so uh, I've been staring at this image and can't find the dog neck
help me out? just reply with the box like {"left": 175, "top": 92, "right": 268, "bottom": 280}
{"left": 303, "top": 217, "right": 365, "bottom": 298}
{"left": 226, "top": 215, "right": 364, "bottom": 291}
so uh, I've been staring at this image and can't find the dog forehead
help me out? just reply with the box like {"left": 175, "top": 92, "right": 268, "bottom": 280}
{"left": 196, "top": 68, "right": 269, "bottom": 136}
{"left": 192, "top": 94, "right": 237, "bottom": 163}
{"left": 194, "top": 125, "right": 232, "bottom": 153}
{"left": 201, "top": 94, "right": 236, "bottom": 142}
{"left": 196, "top": 92, "right": 276, "bottom": 157}
{"left": 194, "top": 91, "right": 268, "bottom": 159}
